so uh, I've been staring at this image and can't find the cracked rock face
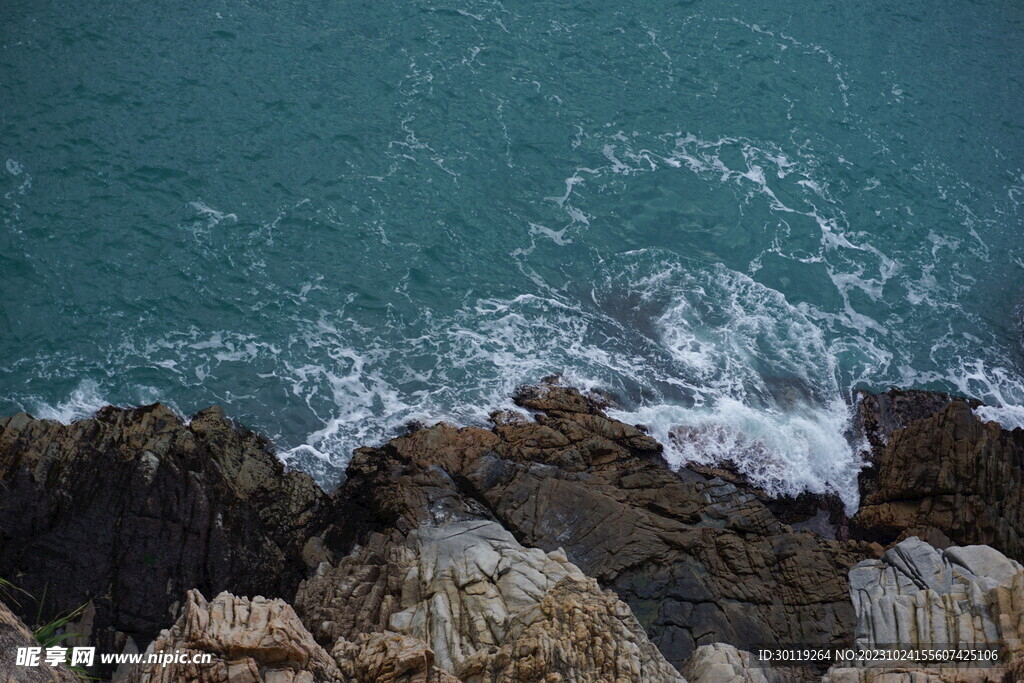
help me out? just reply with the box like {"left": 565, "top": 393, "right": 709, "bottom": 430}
{"left": 331, "top": 631, "right": 460, "bottom": 683}
{"left": 821, "top": 537, "right": 1024, "bottom": 683}
{"left": 850, "top": 401, "right": 1024, "bottom": 562}
{"left": 298, "top": 519, "right": 683, "bottom": 682}
{"left": 847, "top": 537, "right": 1024, "bottom": 653}
{"left": 0, "top": 404, "right": 327, "bottom": 661}
{"left": 122, "top": 590, "right": 346, "bottom": 683}
{"left": 8, "top": 381, "right": 1024, "bottom": 682}
{"left": 384, "top": 520, "right": 585, "bottom": 673}
{"left": 326, "top": 382, "right": 876, "bottom": 669}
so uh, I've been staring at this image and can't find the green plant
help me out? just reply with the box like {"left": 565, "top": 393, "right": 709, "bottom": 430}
{"left": 33, "top": 602, "right": 87, "bottom": 648}
{"left": 1, "top": 577, "right": 96, "bottom": 679}
{"left": 0, "top": 576, "right": 30, "bottom": 607}
{"left": 29, "top": 584, "right": 97, "bottom": 680}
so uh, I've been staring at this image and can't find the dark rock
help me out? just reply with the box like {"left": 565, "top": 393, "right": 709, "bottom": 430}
{"left": 854, "top": 388, "right": 980, "bottom": 462}
{"left": 0, "top": 404, "right": 331, "bottom": 671}
{"left": 849, "top": 400, "right": 1024, "bottom": 561}
{"left": 685, "top": 460, "right": 851, "bottom": 539}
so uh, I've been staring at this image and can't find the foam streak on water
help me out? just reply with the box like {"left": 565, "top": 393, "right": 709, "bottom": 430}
{"left": 2, "top": 0, "right": 1023, "bottom": 508}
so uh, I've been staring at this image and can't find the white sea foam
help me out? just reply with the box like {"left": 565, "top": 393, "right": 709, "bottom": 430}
{"left": 612, "top": 397, "right": 857, "bottom": 504}
{"left": 29, "top": 379, "right": 109, "bottom": 423}
{"left": 188, "top": 200, "right": 238, "bottom": 225}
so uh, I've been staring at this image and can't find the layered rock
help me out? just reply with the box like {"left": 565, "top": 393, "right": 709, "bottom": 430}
{"left": 848, "top": 538, "right": 1023, "bottom": 653}
{"left": 854, "top": 390, "right": 979, "bottom": 461}
{"left": 0, "top": 404, "right": 328, "bottom": 659}
{"left": 123, "top": 590, "right": 346, "bottom": 682}
{"left": 850, "top": 401, "right": 1024, "bottom": 561}
{"left": 322, "top": 382, "right": 877, "bottom": 668}
{"left": 822, "top": 537, "right": 1024, "bottom": 682}
{"left": 297, "top": 519, "right": 683, "bottom": 682}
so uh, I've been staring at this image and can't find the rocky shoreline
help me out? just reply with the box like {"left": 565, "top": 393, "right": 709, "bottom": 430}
{"left": 1, "top": 381, "right": 1022, "bottom": 681}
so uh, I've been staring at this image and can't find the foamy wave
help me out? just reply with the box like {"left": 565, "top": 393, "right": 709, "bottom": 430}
{"left": 611, "top": 397, "right": 858, "bottom": 507}
{"left": 29, "top": 380, "right": 109, "bottom": 424}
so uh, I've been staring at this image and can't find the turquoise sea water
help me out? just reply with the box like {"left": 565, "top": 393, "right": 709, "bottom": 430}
{"left": 2, "top": 0, "right": 1022, "bottom": 505}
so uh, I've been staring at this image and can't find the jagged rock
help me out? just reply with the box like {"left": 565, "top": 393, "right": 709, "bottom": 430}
{"left": 321, "top": 382, "right": 877, "bottom": 670}
{"left": 684, "top": 460, "right": 850, "bottom": 540}
{"left": 678, "top": 643, "right": 776, "bottom": 682}
{"left": 386, "top": 521, "right": 586, "bottom": 674}
{"left": 0, "top": 404, "right": 329, "bottom": 664}
{"left": 295, "top": 531, "right": 413, "bottom": 647}
{"left": 459, "top": 574, "right": 684, "bottom": 682}
{"left": 820, "top": 537, "right": 1024, "bottom": 683}
{"left": 9, "top": 382, "right": 1021, "bottom": 683}
{"left": 298, "top": 519, "right": 683, "bottom": 682}
{"left": 123, "top": 590, "right": 345, "bottom": 682}
{"left": 847, "top": 538, "right": 1024, "bottom": 654}
{"left": 332, "top": 631, "right": 458, "bottom": 682}
{"left": 854, "top": 390, "right": 978, "bottom": 461}
{"left": 850, "top": 402, "right": 1024, "bottom": 561}
{"left": 0, "top": 601, "right": 79, "bottom": 682}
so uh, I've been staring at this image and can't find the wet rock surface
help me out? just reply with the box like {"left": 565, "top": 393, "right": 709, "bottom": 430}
{"left": 326, "top": 382, "right": 878, "bottom": 669}
{"left": 1, "top": 380, "right": 1022, "bottom": 681}
{"left": 854, "top": 389, "right": 979, "bottom": 462}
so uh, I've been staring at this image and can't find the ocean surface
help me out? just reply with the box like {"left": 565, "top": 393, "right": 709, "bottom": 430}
{"left": 2, "top": 0, "right": 1022, "bottom": 507}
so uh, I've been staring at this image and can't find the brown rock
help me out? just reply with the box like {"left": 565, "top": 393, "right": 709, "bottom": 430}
{"left": 122, "top": 590, "right": 346, "bottom": 682}
{"left": 296, "top": 518, "right": 682, "bottom": 682}
{"left": 332, "top": 631, "right": 458, "bottom": 683}
{"left": 323, "top": 383, "right": 876, "bottom": 670}
{"left": 850, "top": 402, "right": 1024, "bottom": 561}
